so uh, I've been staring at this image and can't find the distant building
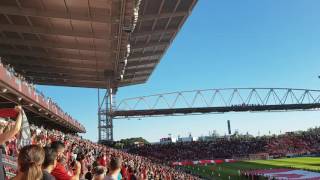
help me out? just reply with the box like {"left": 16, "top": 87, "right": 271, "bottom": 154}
{"left": 198, "top": 136, "right": 214, "bottom": 141}
{"left": 160, "top": 137, "right": 176, "bottom": 144}
{"left": 177, "top": 134, "right": 197, "bottom": 142}
{"left": 198, "top": 135, "right": 229, "bottom": 142}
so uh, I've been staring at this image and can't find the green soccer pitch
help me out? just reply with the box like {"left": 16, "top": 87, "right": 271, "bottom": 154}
{"left": 180, "top": 157, "right": 320, "bottom": 180}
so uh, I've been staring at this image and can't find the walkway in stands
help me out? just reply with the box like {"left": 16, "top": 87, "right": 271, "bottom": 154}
{"left": 111, "top": 88, "right": 320, "bottom": 118}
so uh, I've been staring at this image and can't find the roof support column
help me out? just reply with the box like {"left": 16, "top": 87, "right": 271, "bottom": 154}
{"left": 98, "top": 83, "right": 116, "bottom": 143}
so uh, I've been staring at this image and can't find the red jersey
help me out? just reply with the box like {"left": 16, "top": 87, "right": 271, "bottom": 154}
{"left": 99, "top": 156, "right": 107, "bottom": 167}
{"left": 51, "top": 162, "right": 72, "bottom": 180}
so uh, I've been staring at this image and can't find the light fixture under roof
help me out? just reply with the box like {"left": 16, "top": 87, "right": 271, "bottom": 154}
{"left": 1, "top": 88, "right": 7, "bottom": 93}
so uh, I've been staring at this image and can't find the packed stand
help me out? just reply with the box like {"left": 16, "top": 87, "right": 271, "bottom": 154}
{"left": 129, "top": 128, "right": 320, "bottom": 163}
{"left": 0, "top": 106, "right": 200, "bottom": 180}
{"left": 266, "top": 129, "right": 320, "bottom": 157}
{"left": 129, "top": 138, "right": 267, "bottom": 162}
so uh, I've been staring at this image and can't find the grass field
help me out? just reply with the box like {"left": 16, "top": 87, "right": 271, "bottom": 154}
{"left": 181, "top": 157, "right": 320, "bottom": 180}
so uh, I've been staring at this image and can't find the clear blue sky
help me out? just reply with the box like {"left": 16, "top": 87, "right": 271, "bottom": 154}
{"left": 38, "top": 0, "right": 320, "bottom": 142}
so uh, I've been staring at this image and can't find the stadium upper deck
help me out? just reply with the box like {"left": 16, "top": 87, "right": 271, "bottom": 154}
{"left": 0, "top": 63, "right": 85, "bottom": 133}
{"left": 0, "top": 0, "right": 197, "bottom": 89}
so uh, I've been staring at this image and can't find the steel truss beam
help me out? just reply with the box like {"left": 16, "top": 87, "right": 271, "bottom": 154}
{"left": 113, "top": 88, "right": 320, "bottom": 118}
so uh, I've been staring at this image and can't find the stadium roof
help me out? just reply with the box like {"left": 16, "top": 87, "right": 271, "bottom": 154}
{"left": 0, "top": 0, "right": 197, "bottom": 89}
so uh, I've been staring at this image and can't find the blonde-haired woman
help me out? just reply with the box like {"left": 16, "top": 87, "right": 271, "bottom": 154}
{"left": 13, "top": 145, "right": 45, "bottom": 180}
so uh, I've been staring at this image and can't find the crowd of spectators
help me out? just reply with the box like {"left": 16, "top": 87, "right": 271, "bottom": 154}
{"left": 129, "top": 138, "right": 267, "bottom": 162}
{"left": 2, "top": 106, "right": 320, "bottom": 180}
{"left": 1, "top": 103, "right": 320, "bottom": 180}
{"left": 0, "top": 59, "right": 35, "bottom": 92}
{"left": 266, "top": 129, "right": 320, "bottom": 157}
{"left": 0, "top": 106, "right": 200, "bottom": 180}
{"left": 129, "top": 128, "right": 320, "bottom": 163}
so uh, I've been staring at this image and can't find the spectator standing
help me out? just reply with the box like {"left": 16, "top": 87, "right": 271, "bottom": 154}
{"left": 43, "top": 147, "right": 58, "bottom": 180}
{"left": 93, "top": 166, "right": 106, "bottom": 180}
{"left": 51, "top": 141, "right": 81, "bottom": 180}
{"left": 0, "top": 106, "right": 22, "bottom": 180}
{"left": 84, "top": 165, "right": 93, "bottom": 180}
{"left": 12, "top": 145, "right": 45, "bottom": 180}
{"left": 104, "top": 157, "right": 122, "bottom": 180}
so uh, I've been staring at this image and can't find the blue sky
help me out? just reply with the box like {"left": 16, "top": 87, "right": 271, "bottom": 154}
{"left": 38, "top": 0, "right": 320, "bottom": 142}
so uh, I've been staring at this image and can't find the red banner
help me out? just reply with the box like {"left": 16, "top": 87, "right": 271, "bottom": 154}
{"left": 0, "top": 108, "right": 18, "bottom": 118}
